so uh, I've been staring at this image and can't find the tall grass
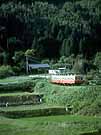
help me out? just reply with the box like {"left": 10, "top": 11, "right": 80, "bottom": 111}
{"left": 32, "top": 79, "right": 101, "bottom": 115}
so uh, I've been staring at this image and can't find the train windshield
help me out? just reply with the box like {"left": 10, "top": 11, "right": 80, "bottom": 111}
{"left": 75, "top": 76, "right": 83, "bottom": 80}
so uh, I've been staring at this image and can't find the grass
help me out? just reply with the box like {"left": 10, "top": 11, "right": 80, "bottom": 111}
{"left": 0, "top": 78, "right": 101, "bottom": 115}
{"left": 33, "top": 79, "right": 101, "bottom": 115}
{"left": 0, "top": 92, "right": 41, "bottom": 97}
{"left": 0, "top": 76, "right": 31, "bottom": 84}
{"left": 33, "top": 80, "right": 101, "bottom": 115}
{"left": 0, "top": 115, "right": 101, "bottom": 135}
{"left": 0, "top": 77, "right": 101, "bottom": 134}
{"left": 0, "top": 104, "right": 64, "bottom": 112}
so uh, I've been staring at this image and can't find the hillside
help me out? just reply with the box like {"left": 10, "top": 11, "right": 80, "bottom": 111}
{"left": 0, "top": 77, "right": 101, "bottom": 135}
{"left": 32, "top": 79, "right": 101, "bottom": 116}
{"left": 0, "top": 77, "right": 100, "bottom": 116}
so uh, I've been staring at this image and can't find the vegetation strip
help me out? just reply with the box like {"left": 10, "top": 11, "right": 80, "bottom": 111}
{"left": 0, "top": 93, "right": 43, "bottom": 107}
{"left": 1, "top": 107, "right": 69, "bottom": 118}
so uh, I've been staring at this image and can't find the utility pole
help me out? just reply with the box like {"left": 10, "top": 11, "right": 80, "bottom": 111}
{"left": 26, "top": 55, "right": 29, "bottom": 74}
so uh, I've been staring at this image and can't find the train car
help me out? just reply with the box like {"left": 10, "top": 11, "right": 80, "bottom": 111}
{"left": 49, "top": 74, "right": 84, "bottom": 85}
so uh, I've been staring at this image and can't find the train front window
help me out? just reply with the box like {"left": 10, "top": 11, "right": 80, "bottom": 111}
{"left": 75, "top": 76, "right": 81, "bottom": 80}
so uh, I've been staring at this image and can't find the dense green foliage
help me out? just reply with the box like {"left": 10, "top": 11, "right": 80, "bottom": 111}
{"left": 0, "top": 0, "right": 101, "bottom": 68}
{"left": 0, "top": 65, "right": 14, "bottom": 78}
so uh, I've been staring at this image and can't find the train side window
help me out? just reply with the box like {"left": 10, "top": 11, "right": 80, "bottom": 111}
{"left": 76, "top": 76, "right": 80, "bottom": 80}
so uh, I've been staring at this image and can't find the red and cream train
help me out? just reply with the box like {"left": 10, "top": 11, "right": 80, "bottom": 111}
{"left": 49, "top": 70, "right": 84, "bottom": 85}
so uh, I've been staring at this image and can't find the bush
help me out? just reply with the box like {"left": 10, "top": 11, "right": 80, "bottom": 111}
{"left": 33, "top": 79, "right": 49, "bottom": 93}
{"left": 86, "top": 70, "right": 97, "bottom": 80}
{"left": 12, "top": 66, "right": 21, "bottom": 75}
{"left": 0, "top": 65, "right": 14, "bottom": 79}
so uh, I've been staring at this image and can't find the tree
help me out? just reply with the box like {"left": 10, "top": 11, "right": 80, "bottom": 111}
{"left": 60, "top": 38, "right": 71, "bottom": 57}
{"left": 72, "top": 55, "right": 85, "bottom": 74}
{"left": 2, "top": 52, "right": 9, "bottom": 65}
{"left": 25, "top": 49, "right": 36, "bottom": 57}
{"left": 0, "top": 0, "right": 101, "bottom": 66}
{"left": 94, "top": 52, "right": 101, "bottom": 71}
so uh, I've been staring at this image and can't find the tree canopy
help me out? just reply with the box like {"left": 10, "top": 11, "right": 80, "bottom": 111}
{"left": 0, "top": 0, "right": 101, "bottom": 66}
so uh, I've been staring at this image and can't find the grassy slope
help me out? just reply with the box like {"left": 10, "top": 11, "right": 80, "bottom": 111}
{"left": 0, "top": 115, "right": 101, "bottom": 135}
{"left": 33, "top": 79, "right": 101, "bottom": 115}
{"left": 0, "top": 77, "right": 101, "bottom": 135}
{"left": 0, "top": 77, "right": 101, "bottom": 115}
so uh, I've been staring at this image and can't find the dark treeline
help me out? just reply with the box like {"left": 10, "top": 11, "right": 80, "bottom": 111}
{"left": 0, "top": 0, "right": 73, "bottom": 5}
{"left": 0, "top": 0, "right": 101, "bottom": 66}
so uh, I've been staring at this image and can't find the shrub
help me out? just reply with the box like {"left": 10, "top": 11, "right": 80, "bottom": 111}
{"left": 0, "top": 65, "right": 14, "bottom": 79}
{"left": 33, "top": 79, "right": 49, "bottom": 93}
{"left": 86, "top": 70, "right": 97, "bottom": 80}
{"left": 12, "top": 66, "right": 21, "bottom": 75}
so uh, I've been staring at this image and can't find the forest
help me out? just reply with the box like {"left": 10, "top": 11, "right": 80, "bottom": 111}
{"left": 0, "top": 0, "right": 101, "bottom": 75}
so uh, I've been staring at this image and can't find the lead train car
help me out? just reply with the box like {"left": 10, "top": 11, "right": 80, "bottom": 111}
{"left": 50, "top": 74, "right": 84, "bottom": 85}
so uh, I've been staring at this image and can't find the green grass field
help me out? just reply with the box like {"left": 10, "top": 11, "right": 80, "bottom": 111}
{"left": 0, "top": 76, "right": 31, "bottom": 83}
{"left": 0, "top": 115, "right": 101, "bottom": 135}
{"left": 0, "top": 76, "right": 101, "bottom": 135}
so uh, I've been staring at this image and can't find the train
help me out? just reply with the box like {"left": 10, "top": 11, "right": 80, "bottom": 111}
{"left": 49, "top": 70, "right": 84, "bottom": 85}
